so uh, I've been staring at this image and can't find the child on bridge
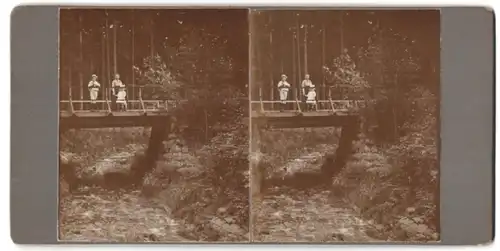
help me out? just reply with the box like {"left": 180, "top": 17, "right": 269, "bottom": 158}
{"left": 306, "top": 85, "right": 317, "bottom": 111}
{"left": 111, "top": 74, "right": 123, "bottom": 111}
{"left": 116, "top": 82, "right": 127, "bottom": 111}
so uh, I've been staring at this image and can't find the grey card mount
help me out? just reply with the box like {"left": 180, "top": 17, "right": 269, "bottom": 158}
{"left": 10, "top": 5, "right": 494, "bottom": 245}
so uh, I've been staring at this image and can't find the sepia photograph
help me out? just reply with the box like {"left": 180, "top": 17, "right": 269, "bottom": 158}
{"left": 249, "top": 9, "right": 440, "bottom": 243}
{"left": 58, "top": 8, "right": 249, "bottom": 242}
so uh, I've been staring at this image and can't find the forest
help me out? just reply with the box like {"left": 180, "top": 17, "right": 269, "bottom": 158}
{"left": 250, "top": 10, "right": 440, "bottom": 242}
{"left": 59, "top": 9, "right": 250, "bottom": 242}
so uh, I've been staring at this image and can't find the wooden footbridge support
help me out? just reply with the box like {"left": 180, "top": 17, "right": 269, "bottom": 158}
{"left": 250, "top": 109, "right": 361, "bottom": 178}
{"left": 59, "top": 99, "right": 178, "bottom": 182}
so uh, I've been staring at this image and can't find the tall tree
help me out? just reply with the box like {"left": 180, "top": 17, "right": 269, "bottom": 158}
{"left": 295, "top": 14, "right": 301, "bottom": 85}
{"left": 79, "top": 13, "right": 84, "bottom": 102}
{"left": 113, "top": 20, "right": 117, "bottom": 75}
{"left": 101, "top": 28, "right": 106, "bottom": 99}
{"left": 321, "top": 24, "right": 326, "bottom": 100}
{"left": 131, "top": 10, "right": 136, "bottom": 100}
{"left": 268, "top": 15, "right": 274, "bottom": 108}
{"left": 105, "top": 11, "right": 111, "bottom": 100}
{"left": 150, "top": 14, "right": 155, "bottom": 69}
{"left": 303, "top": 24, "right": 308, "bottom": 76}
{"left": 339, "top": 11, "right": 344, "bottom": 53}
{"left": 292, "top": 26, "right": 296, "bottom": 99}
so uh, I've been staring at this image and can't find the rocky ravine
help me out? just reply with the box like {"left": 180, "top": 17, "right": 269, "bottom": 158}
{"left": 253, "top": 145, "right": 380, "bottom": 243}
{"left": 59, "top": 144, "right": 188, "bottom": 242}
{"left": 60, "top": 142, "right": 248, "bottom": 242}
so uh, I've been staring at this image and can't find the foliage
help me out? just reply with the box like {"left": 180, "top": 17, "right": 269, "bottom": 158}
{"left": 323, "top": 49, "right": 371, "bottom": 99}
{"left": 199, "top": 125, "right": 250, "bottom": 227}
{"left": 133, "top": 53, "right": 181, "bottom": 100}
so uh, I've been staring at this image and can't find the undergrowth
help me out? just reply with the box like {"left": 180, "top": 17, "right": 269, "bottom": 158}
{"left": 60, "top": 125, "right": 249, "bottom": 242}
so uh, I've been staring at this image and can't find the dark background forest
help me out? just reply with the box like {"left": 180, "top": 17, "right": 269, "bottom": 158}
{"left": 250, "top": 9, "right": 440, "bottom": 242}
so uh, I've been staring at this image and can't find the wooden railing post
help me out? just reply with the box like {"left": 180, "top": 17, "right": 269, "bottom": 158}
{"left": 329, "top": 99, "right": 336, "bottom": 113}
{"left": 296, "top": 99, "right": 302, "bottom": 113}
{"left": 259, "top": 87, "right": 264, "bottom": 112}
{"left": 68, "top": 85, "right": 74, "bottom": 114}
{"left": 164, "top": 100, "right": 169, "bottom": 112}
{"left": 106, "top": 100, "right": 112, "bottom": 114}
{"left": 139, "top": 87, "right": 146, "bottom": 114}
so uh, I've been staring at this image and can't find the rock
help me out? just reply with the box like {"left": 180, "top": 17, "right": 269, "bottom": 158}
{"left": 210, "top": 217, "right": 246, "bottom": 236}
{"left": 224, "top": 217, "right": 234, "bottom": 224}
{"left": 406, "top": 207, "right": 416, "bottom": 213}
{"left": 217, "top": 207, "right": 227, "bottom": 214}
{"left": 412, "top": 216, "right": 423, "bottom": 224}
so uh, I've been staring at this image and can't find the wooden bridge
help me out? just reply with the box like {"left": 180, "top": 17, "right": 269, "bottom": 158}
{"left": 59, "top": 99, "right": 182, "bottom": 129}
{"left": 59, "top": 85, "right": 185, "bottom": 180}
{"left": 59, "top": 84, "right": 363, "bottom": 183}
{"left": 249, "top": 98, "right": 363, "bottom": 194}
{"left": 250, "top": 99, "right": 363, "bottom": 129}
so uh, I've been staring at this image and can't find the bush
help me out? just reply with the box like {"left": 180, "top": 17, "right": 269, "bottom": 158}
{"left": 336, "top": 128, "right": 438, "bottom": 242}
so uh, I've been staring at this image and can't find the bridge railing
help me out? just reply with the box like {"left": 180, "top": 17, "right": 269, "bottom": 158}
{"left": 250, "top": 99, "right": 365, "bottom": 114}
{"left": 59, "top": 99, "right": 186, "bottom": 113}
{"left": 60, "top": 85, "right": 189, "bottom": 113}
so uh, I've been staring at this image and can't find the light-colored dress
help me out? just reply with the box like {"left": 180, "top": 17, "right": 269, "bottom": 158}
{"left": 116, "top": 86, "right": 127, "bottom": 104}
{"left": 277, "top": 80, "right": 291, "bottom": 103}
{"left": 306, "top": 90, "right": 317, "bottom": 104}
{"left": 88, "top": 81, "right": 101, "bottom": 103}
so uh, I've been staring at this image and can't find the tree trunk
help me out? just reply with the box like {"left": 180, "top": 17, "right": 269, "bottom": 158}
{"left": 254, "top": 14, "right": 262, "bottom": 98}
{"left": 101, "top": 32, "right": 106, "bottom": 100}
{"left": 292, "top": 29, "right": 296, "bottom": 104}
{"left": 68, "top": 67, "right": 72, "bottom": 100}
{"left": 204, "top": 108, "right": 209, "bottom": 142}
{"left": 105, "top": 12, "right": 111, "bottom": 101}
{"left": 296, "top": 17, "right": 301, "bottom": 84}
{"left": 280, "top": 27, "right": 284, "bottom": 74}
{"left": 131, "top": 10, "right": 135, "bottom": 101}
{"left": 150, "top": 17, "right": 155, "bottom": 67}
{"left": 304, "top": 24, "right": 308, "bottom": 76}
{"left": 322, "top": 24, "right": 326, "bottom": 100}
{"left": 89, "top": 57, "right": 93, "bottom": 79}
{"left": 113, "top": 20, "right": 117, "bottom": 75}
{"left": 339, "top": 11, "right": 344, "bottom": 53}
{"left": 268, "top": 15, "right": 274, "bottom": 108}
{"left": 79, "top": 14, "right": 83, "bottom": 105}
{"left": 393, "top": 72, "right": 399, "bottom": 141}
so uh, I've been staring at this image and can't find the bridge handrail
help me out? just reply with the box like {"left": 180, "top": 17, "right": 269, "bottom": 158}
{"left": 250, "top": 99, "right": 364, "bottom": 114}
{"left": 59, "top": 99, "right": 190, "bottom": 114}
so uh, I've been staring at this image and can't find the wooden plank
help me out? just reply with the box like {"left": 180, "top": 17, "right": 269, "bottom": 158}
{"left": 59, "top": 110, "right": 169, "bottom": 118}
{"left": 250, "top": 110, "right": 351, "bottom": 118}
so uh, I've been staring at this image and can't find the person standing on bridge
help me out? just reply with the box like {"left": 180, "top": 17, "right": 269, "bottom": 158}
{"left": 277, "top": 74, "right": 291, "bottom": 111}
{"left": 306, "top": 85, "right": 317, "bottom": 111}
{"left": 88, "top": 74, "right": 101, "bottom": 111}
{"left": 116, "top": 82, "right": 128, "bottom": 111}
{"left": 111, "top": 74, "right": 123, "bottom": 111}
{"left": 301, "top": 74, "right": 313, "bottom": 110}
